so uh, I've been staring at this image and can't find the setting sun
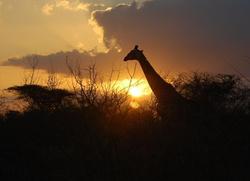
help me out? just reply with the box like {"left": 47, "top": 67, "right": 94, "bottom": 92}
{"left": 129, "top": 87, "right": 143, "bottom": 97}
{"left": 0, "top": 0, "right": 249, "bottom": 179}
{"left": 115, "top": 79, "right": 151, "bottom": 98}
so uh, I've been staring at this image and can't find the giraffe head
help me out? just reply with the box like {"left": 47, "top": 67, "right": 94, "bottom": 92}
{"left": 124, "top": 45, "right": 145, "bottom": 61}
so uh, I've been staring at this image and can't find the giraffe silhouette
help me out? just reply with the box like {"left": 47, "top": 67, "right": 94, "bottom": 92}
{"left": 124, "top": 45, "right": 189, "bottom": 122}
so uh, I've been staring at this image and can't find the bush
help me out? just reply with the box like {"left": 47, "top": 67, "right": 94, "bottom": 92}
{"left": 174, "top": 72, "right": 250, "bottom": 114}
{"left": 0, "top": 71, "right": 249, "bottom": 180}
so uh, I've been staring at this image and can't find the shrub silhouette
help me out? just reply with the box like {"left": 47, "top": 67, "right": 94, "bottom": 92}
{"left": 0, "top": 71, "right": 249, "bottom": 181}
{"left": 174, "top": 72, "right": 250, "bottom": 114}
{"left": 7, "top": 84, "right": 74, "bottom": 111}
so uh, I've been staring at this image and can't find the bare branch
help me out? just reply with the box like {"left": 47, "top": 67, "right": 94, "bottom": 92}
{"left": 23, "top": 56, "right": 40, "bottom": 85}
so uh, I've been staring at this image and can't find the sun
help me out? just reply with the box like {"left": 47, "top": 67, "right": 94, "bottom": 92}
{"left": 129, "top": 87, "right": 142, "bottom": 97}
{"left": 111, "top": 78, "right": 151, "bottom": 98}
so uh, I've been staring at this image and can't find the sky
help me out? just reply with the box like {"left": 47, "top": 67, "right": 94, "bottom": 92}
{"left": 0, "top": 0, "right": 147, "bottom": 61}
{"left": 0, "top": 0, "right": 250, "bottom": 89}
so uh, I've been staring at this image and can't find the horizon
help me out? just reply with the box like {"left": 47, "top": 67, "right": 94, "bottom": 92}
{"left": 0, "top": 1, "right": 250, "bottom": 179}
{"left": 1, "top": 0, "right": 250, "bottom": 90}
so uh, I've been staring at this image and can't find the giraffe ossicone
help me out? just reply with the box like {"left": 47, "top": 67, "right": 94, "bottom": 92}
{"left": 124, "top": 45, "right": 189, "bottom": 121}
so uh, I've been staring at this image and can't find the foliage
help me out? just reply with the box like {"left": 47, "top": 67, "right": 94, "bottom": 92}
{"left": 7, "top": 85, "right": 73, "bottom": 111}
{"left": 174, "top": 72, "right": 250, "bottom": 114}
{"left": 0, "top": 71, "right": 250, "bottom": 180}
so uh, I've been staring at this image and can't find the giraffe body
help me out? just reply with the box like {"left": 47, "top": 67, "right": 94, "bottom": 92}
{"left": 124, "top": 45, "right": 189, "bottom": 122}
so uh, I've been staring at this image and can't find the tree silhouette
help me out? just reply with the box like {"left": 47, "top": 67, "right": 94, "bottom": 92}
{"left": 8, "top": 85, "right": 73, "bottom": 111}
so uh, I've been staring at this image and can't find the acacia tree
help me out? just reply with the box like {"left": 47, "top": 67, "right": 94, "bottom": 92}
{"left": 7, "top": 85, "right": 73, "bottom": 111}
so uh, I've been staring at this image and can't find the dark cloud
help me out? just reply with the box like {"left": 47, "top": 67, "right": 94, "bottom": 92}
{"left": 2, "top": 50, "right": 123, "bottom": 75}
{"left": 3, "top": 0, "right": 250, "bottom": 78}
{"left": 93, "top": 0, "right": 250, "bottom": 74}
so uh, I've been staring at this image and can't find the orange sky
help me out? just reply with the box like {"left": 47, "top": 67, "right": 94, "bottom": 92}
{"left": 1, "top": 0, "right": 250, "bottom": 89}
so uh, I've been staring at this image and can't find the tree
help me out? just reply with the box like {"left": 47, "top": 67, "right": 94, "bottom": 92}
{"left": 7, "top": 85, "right": 73, "bottom": 111}
{"left": 174, "top": 72, "right": 250, "bottom": 114}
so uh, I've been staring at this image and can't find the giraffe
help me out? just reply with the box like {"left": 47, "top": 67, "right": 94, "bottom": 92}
{"left": 124, "top": 45, "right": 188, "bottom": 122}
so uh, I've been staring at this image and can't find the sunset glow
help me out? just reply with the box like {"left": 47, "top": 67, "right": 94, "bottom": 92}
{"left": 116, "top": 79, "right": 151, "bottom": 98}
{"left": 0, "top": 1, "right": 249, "bottom": 179}
{"left": 130, "top": 101, "right": 140, "bottom": 109}
{"left": 129, "top": 87, "right": 143, "bottom": 97}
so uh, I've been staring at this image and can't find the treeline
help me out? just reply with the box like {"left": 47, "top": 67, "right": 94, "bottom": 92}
{"left": 0, "top": 70, "right": 249, "bottom": 181}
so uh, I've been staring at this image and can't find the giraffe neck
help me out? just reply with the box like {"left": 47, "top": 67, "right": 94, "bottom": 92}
{"left": 138, "top": 56, "right": 182, "bottom": 103}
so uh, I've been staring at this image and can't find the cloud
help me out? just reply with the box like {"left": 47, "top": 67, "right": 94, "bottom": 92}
{"left": 42, "top": 3, "right": 54, "bottom": 15}
{"left": 92, "top": 0, "right": 250, "bottom": 74}
{"left": 2, "top": 49, "right": 124, "bottom": 75}
{"left": 41, "top": 0, "right": 90, "bottom": 15}
{"left": 2, "top": 0, "right": 250, "bottom": 79}
{"left": 0, "top": 0, "right": 106, "bottom": 61}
